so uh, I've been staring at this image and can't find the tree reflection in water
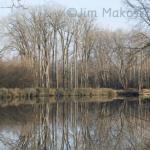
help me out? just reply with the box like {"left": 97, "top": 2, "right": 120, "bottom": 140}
{"left": 0, "top": 99, "right": 150, "bottom": 150}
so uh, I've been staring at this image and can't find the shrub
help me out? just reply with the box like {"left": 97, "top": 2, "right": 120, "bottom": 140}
{"left": 0, "top": 60, "right": 34, "bottom": 88}
{"left": 0, "top": 88, "right": 8, "bottom": 98}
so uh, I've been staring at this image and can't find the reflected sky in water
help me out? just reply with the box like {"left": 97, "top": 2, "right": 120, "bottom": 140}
{"left": 0, "top": 98, "right": 150, "bottom": 150}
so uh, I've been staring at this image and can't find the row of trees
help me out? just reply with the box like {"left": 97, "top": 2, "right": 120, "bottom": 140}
{"left": 0, "top": 1, "right": 150, "bottom": 89}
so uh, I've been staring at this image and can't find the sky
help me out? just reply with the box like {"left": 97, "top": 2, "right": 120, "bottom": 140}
{"left": 0, "top": 0, "right": 135, "bottom": 30}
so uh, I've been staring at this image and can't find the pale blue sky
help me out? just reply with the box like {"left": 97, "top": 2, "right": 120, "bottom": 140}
{"left": 0, "top": 0, "right": 134, "bottom": 30}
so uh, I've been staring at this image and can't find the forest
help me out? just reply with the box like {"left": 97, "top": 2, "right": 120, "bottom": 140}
{"left": 0, "top": 0, "right": 150, "bottom": 90}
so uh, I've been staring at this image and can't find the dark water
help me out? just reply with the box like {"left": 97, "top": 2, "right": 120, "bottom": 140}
{"left": 0, "top": 98, "right": 150, "bottom": 150}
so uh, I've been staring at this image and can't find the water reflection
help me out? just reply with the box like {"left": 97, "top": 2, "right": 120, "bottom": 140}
{"left": 0, "top": 98, "right": 150, "bottom": 150}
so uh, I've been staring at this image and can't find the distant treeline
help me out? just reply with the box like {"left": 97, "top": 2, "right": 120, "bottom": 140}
{"left": 0, "top": 1, "right": 150, "bottom": 89}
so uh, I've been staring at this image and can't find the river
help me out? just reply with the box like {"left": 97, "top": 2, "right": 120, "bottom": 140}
{"left": 0, "top": 97, "right": 149, "bottom": 150}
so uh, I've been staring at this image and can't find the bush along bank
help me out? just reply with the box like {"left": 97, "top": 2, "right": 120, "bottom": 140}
{"left": 0, "top": 88, "right": 142, "bottom": 99}
{"left": 0, "top": 88, "right": 118, "bottom": 99}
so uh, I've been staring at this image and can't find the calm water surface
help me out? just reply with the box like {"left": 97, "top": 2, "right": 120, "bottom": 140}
{"left": 0, "top": 98, "right": 149, "bottom": 150}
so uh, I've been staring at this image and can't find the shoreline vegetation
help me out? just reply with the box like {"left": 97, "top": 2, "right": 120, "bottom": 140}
{"left": 0, "top": 88, "right": 148, "bottom": 99}
{"left": 1, "top": 3, "right": 150, "bottom": 101}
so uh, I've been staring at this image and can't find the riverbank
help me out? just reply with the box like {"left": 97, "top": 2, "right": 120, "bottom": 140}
{"left": 0, "top": 88, "right": 143, "bottom": 99}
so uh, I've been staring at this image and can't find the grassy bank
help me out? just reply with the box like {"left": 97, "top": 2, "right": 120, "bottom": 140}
{"left": 0, "top": 88, "right": 142, "bottom": 99}
{"left": 0, "top": 88, "right": 118, "bottom": 99}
